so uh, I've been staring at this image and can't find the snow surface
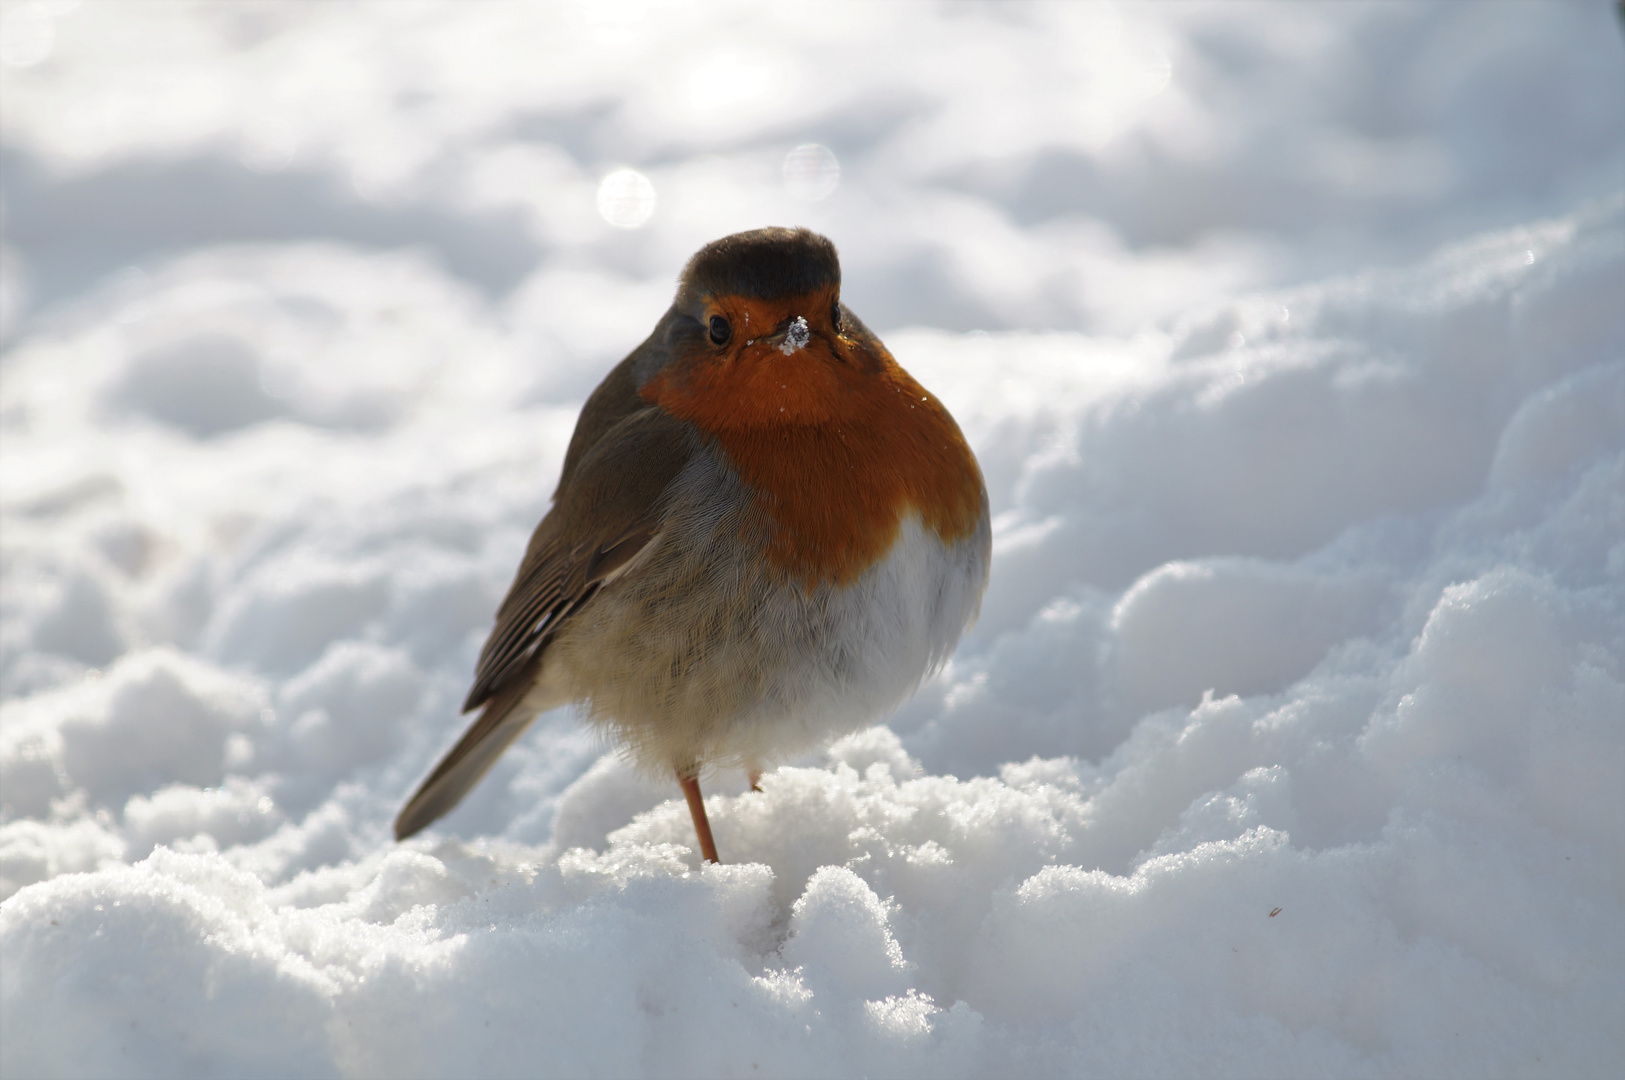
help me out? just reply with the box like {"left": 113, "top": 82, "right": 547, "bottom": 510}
{"left": 2, "top": 2, "right": 1623, "bottom": 1077}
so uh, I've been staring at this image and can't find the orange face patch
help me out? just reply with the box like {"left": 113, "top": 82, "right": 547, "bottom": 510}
{"left": 643, "top": 291, "right": 984, "bottom": 586}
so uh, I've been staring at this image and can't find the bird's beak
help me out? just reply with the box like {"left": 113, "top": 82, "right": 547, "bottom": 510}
{"left": 772, "top": 315, "right": 813, "bottom": 356}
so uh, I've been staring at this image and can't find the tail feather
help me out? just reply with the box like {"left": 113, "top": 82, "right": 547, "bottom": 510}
{"left": 394, "top": 667, "right": 556, "bottom": 841}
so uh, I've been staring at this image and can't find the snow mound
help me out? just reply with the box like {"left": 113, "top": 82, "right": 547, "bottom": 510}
{"left": 4, "top": 201, "right": 1621, "bottom": 1076}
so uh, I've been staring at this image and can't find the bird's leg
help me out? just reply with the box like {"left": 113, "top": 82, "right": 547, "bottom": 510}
{"left": 747, "top": 767, "right": 763, "bottom": 793}
{"left": 678, "top": 768, "right": 720, "bottom": 864}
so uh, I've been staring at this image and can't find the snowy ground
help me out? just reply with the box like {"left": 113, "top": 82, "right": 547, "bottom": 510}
{"left": 1, "top": 2, "right": 1622, "bottom": 1077}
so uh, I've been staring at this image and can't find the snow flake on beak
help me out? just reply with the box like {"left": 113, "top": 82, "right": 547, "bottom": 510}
{"left": 780, "top": 316, "right": 811, "bottom": 355}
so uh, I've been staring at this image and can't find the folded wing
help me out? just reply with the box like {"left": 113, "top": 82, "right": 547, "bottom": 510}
{"left": 394, "top": 405, "right": 695, "bottom": 840}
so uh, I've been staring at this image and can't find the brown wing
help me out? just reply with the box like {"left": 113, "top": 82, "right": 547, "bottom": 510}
{"left": 462, "top": 403, "right": 695, "bottom": 712}
{"left": 394, "top": 402, "right": 696, "bottom": 840}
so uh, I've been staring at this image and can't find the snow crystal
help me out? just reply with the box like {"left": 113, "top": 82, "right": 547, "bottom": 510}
{"left": 780, "top": 315, "right": 812, "bottom": 355}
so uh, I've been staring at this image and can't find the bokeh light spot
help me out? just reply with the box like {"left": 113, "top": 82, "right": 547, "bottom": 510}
{"left": 596, "top": 168, "right": 657, "bottom": 229}
{"left": 783, "top": 144, "right": 840, "bottom": 202}
{"left": 0, "top": 3, "right": 55, "bottom": 68}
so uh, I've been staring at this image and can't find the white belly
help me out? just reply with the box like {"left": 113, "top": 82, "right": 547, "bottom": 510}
{"left": 543, "top": 449, "right": 991, "bottom": 773}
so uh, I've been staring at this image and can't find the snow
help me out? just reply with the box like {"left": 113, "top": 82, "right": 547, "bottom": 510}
{"left": 780, "top": 315, "right": 811, "bottom": 355}
{"left": 1, "top": 1, "right": 1622, "bottom": 1076}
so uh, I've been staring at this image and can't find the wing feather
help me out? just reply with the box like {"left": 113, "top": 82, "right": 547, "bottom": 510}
{"left": 461, "top": 407, "right": 695, "bottom": 711}
{"left": 394, "top": 404, "right": 696, "bottom": 840}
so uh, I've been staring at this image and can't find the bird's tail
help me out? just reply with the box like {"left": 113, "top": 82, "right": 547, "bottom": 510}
{"left": 393, "top": 667, "right": 559, "bottom": 841}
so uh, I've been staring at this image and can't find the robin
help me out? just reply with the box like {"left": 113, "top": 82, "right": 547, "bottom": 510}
{"left": 394, "top": 227, "right": 990, "bottom": 862}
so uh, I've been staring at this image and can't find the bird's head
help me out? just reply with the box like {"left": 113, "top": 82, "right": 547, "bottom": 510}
{"left": 639, "top": 228, "right": 895, "bottom": 430}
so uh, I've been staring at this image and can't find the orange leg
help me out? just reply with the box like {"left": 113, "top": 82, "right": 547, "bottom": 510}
{"left": 678, "top": 770, "right": 720, "bottom": 864}
{"left": 748, "top": 767, "right": 763, "bottom": 793}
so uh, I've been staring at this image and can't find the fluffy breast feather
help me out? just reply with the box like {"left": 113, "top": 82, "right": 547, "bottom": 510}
{"left": 541, "top": 443, "right": 990, "bottom": 773}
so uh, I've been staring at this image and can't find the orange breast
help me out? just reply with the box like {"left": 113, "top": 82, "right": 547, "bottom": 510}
{"left": 644, "top": 333, "right": 983, "bottom": 587}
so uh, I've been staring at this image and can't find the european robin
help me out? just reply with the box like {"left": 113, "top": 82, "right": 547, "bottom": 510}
{"left": 394, "top": 227, "right": 990, "bottom": 862}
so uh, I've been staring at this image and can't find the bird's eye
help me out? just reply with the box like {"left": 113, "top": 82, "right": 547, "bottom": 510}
{"left": 708, "top": 315, "right": 732, "bottom": 346}
{"left": 830, "top": 300, "right": 843, "bottom": 332}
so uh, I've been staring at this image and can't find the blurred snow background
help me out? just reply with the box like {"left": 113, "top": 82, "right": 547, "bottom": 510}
{"left": 1, "top": 1, "right": 1622, "bottom": 1076}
